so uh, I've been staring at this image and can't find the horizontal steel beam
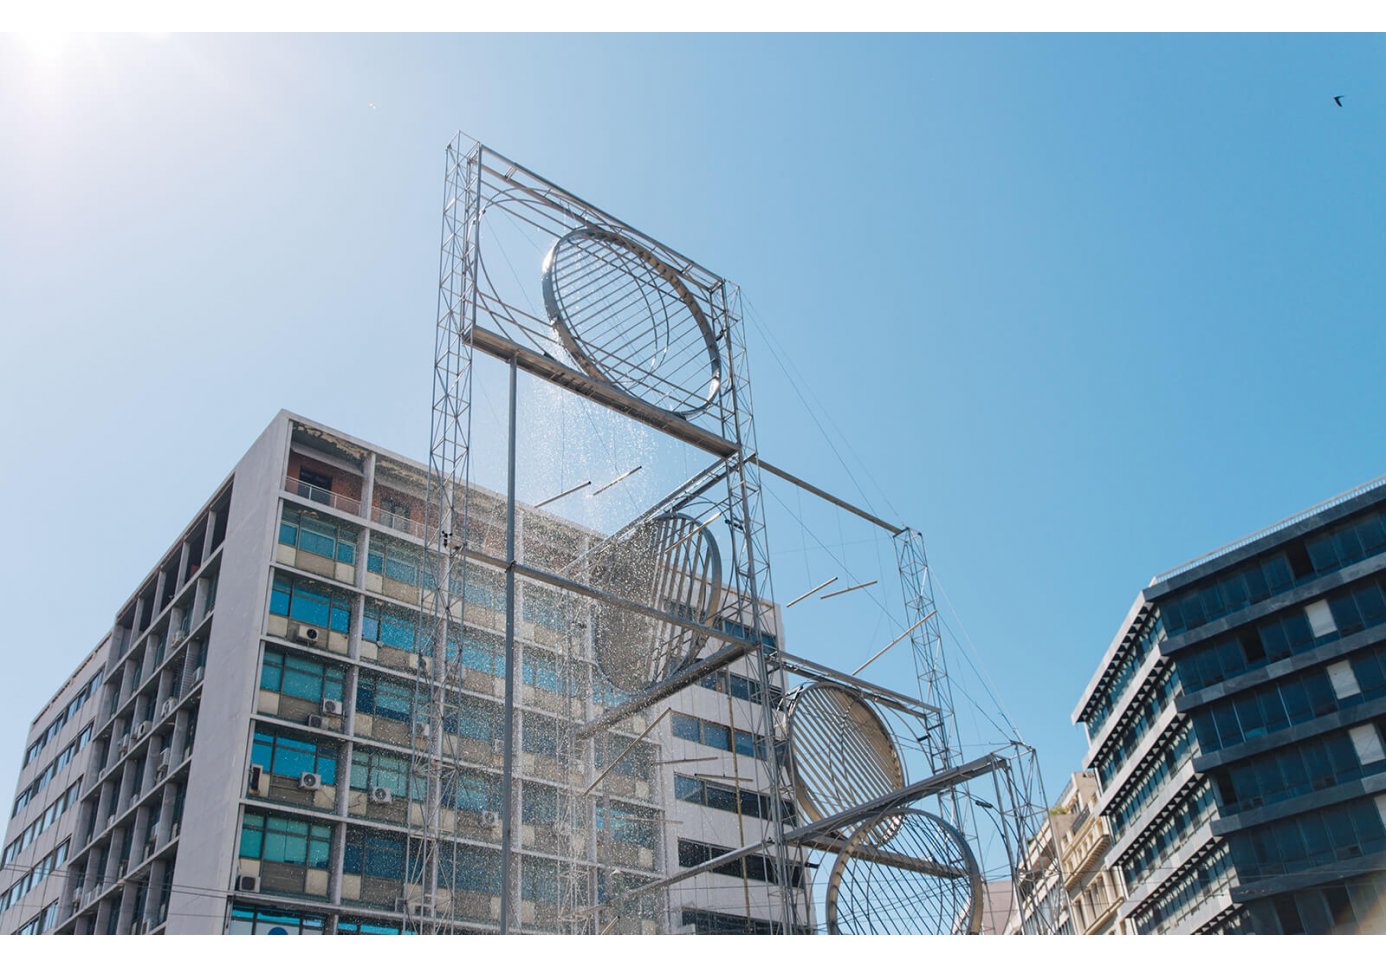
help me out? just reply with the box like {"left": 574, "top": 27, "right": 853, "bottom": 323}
{"left": 773, "top": 651, "right": 940, "bottom": 717}
{"left": 798, "top": 833, "right": 968, "bottom": 880}
{"left": 576, "top": 753, "right": 1005, "bottom": 914}
{"left": 575, "top": 638, "right": 755, "bottom": 738}
{"left": 470, "top": 326, "right": 738, "bottom": 458}
{"left": 751, "top": 457, "right": 904, "bottom": 535}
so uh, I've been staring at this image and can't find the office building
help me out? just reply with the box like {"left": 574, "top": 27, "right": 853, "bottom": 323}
{"left": 1074, "top": 476, "right": 1386, "bottom": 934}
{"left": 1, "top": 411, "right": 800, "bottom": 935}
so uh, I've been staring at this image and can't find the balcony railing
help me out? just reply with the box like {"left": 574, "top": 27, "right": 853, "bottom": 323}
{"left": 285, "top": 477, "right": 361, "bottom": 517}
{"left": 371, "top": 505, "right": 425, "bottom": 539}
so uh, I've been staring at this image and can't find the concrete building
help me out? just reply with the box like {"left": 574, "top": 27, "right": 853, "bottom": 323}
{"left": 1055, "top": 771, "right": 1124, "bottom": 934}
{"left": 1074, "top": 476, "right": 1386, "bottom": 934}
{"left": 1, "top": 411, "right": 802, "bottom": 935}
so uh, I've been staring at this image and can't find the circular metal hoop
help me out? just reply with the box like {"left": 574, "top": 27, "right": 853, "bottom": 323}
{"left": 784, "top": 683, "right": 906, "bottom": 828}
{"left": 591, "top": 512, "right": 724, "bottom": 694}
{"left": 825, "top": 808, "right": 983, "bottom": 935}
{"left": 542, "top": 226, "right": 722, "bottom": 418}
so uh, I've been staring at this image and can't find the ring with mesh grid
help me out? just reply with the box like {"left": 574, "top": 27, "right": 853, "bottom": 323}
{"left": 783, "top": 682, "right": 906, "bottom": 830}
{"left": 542, "top": 226, "right": 722, "bottom": 418}
{"left": 824, "top": 807, "right": 983, "bottom": 935}
{"left": 589, "top": 511, "right": 724, "bottom": 694}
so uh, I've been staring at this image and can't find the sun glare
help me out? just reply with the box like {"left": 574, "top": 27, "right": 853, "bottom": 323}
{"left": 18, "top": 31, "right": 69, "bottom": 61}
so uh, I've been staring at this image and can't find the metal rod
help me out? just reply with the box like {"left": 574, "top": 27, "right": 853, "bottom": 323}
{"left": 498, "top": 355, "right": 518, "bottom": 935}
{"left": 785, "top": 576, "right": 837, "bottom": 607}
{"left": 571, "top": 753, "right": 1006, "bottom": 916}
{"left": 751, "top": 456, "right": 904, "bottom": 535}
{"left": 653, "top": 756, "right": 718, "bottom": 766}
{"left": 582, "top": 708, "right": 671, "bottom": 795}
{"left": 576, "top": 638, "right": 755, "bottom": 739}
{"left": 534, "top": 480, "right": 591, "bottom": 509}
{"left": 591, "top": 465, "right": 642, "bottom": 496}
{"left": 666, "top": 507, "right": 723, "bottom": 552}
{"left": 821, "top": 579, "right": 877, "bottom": 600}
{"left": 851, "top": 611, "right": 936, "bottom": 676}
{"left": 772, "top": 651, "right": 940, "bottom": 715}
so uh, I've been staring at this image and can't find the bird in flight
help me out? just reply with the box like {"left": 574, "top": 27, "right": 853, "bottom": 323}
{"left": 1334, "top": 96, "right": 1344, "bottom": 106}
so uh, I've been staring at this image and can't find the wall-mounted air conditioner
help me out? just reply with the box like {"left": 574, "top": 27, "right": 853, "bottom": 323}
{"left": 480, "top": 810, "right": 501, "bottom": 828}
{"left": 236, "top": 874, "right": 260, "bottom": 893}
{"left": 370, "top": 787, "right": 393, "bottom": 805}
{"left": 321, "top": 698, "right": 343, "bottom": 716}
{"left": 296, "top": 626, "right": 322, "bottom": 646}
{"left": 298, "top": 772, "right": 322, "bottom": 791}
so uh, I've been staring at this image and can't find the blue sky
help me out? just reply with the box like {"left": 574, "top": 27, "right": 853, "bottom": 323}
{"left": 1, "top": 32, "right": 1384, "bottom": 806}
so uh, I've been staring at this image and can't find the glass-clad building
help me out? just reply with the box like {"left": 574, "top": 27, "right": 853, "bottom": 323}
{"left": 1074, "top": 476, "right": 1386, "bottom": 934}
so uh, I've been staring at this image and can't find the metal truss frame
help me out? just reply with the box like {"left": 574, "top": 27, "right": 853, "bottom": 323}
{"left": 410, "top": 134, "right": 1064, "bottom": 937}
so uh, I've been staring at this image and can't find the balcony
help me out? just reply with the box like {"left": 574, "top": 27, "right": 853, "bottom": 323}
{"left": 286, "top": 476, "right": 361, "bottom": 517}
{"left": 371, "top": 504, "right": 425, "bottom": 539}
{"left": 1061, "top": 815, "right": 1111, "bottom": 888}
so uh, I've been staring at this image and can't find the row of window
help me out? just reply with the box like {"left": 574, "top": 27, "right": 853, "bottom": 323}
{"left": 228, "top": 903, "right": 413, "bottom": 934}
{"left": 1230, "top": 796, "right": 1386, "bottom": 880}
{"left": 1118, "top": 779, "right": 1217, "bottom": 895}
{"left": 1179, "top": 578, "right": 1386, "bottom": 693}
{"left": 1191, "top": 644, "right": 1386, "bottom": 755}
{"left": 1083, "top": 614, "right": 1167, "bottom": 738}
{"left": 0, "top": 838, "right": 69, "bottom": 915}
{"left": 1213, "top": 724, "right": 1380, "bottom": 815}
{"left": 671, "top": 712, "right": 765, "bottom": 759}
{"left": 261, "top": 647, "right": 631, "bottom": 761}
{"left": 4, "top": 780, "right": 81, "bottom": 867}
{"left": 676, "top": 838, "right": 805, "bottom": 887}
{"left": 1107, "top": 721, "right": 1197, "bottom": 842}
{"left": 697, "top": 668, "right": 783, "bottom": 708}
{"left": 680, "top": 907, "right": 793, "bottom": 935}
{"left": 1130, "top": 841, "right": 1235, "bottom": 935}
{"left": 12, "top": 725, "right": 93, "bottom": 818}
{"left": 1248, "top": 878, "right": 1386, "bottom": 935}
{"left": 237, "top": 808, "right": 635, "bottom": 903}
{"left": 673, "top": 775, "right": 796, "bottom": 825}
{"left": 1093, "top": 664, "right": 1179, "bottom": 788}
{"left": 15, "top": 900, "right": 59, "bottom": 935}
{"left": 23, "top": 670, "right": 103, "bottom": 769}
{"left": 1160, "top": 507, "right": 1386, "bottom": 638}
{"left": 280, "top": 506, "right": 358, "bottom": 565}
{"left": 270, "top": 578, "right": 601, "bottom": 697}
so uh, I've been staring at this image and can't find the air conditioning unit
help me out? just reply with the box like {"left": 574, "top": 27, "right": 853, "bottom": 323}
{"left": 410, "top": 654, "right": 431, "bottom": 675}
{"left": 84, "top": 890, "right": 96, "bottom": 909}
{"left": 248, "top": 764, "right": 265, "bottom": 795}
{"left": 296, "top": 626, "right": 322, "bottom": 645}
{"left": 117, "top": 860, "right": 128, "bottom": 879}
{"left": 159, "top": 698, "right": 175, "bottom": 720}
{"left": 306, "top": 714, "right": 326, "bottom": 729}
{"left": 480, "top": 810, "right": 501, "bottom": 828}
{"left": 412, "top": 722, "right": 430, "bottom": 740}
{"left": 236, "top": 874, "right": 260, "bottom": 893}
{"left": 171, "top": 628, "right": 187, "bottom": 646}
{"left": 492, "top": 738, "right": 506, "bottom": 756}
{"left": 140, "top": 917, "right": 155, "bottom": 934}
{"left": 134, "top": 721, "right": 151, "bottom": 740}
{"left": 118, "top": 735, "right": 131, "bottom": 755}
{"left": 321, "top": 698, "right": 343, "bottom": 716}
{"left": 193, "top": 666, "right": 205, "bottom": 684}
{"left": 298, "top": 772, "right": 322, "bottom": 791}
{"left": 159, "top": 748, "right": 172, "bottom": 770}
{"left": 170, "top": 822, "right": 180, "bottom": 840}
{"left": 370, "top": 787, "right": 393, "bottom": 805}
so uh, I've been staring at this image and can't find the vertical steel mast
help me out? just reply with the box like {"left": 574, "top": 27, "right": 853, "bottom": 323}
{"left": 407, "top": 137, "right": 482, "bottom": 935}
{"left": 714, "top": 284, "right": 797, "bottom": 932}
